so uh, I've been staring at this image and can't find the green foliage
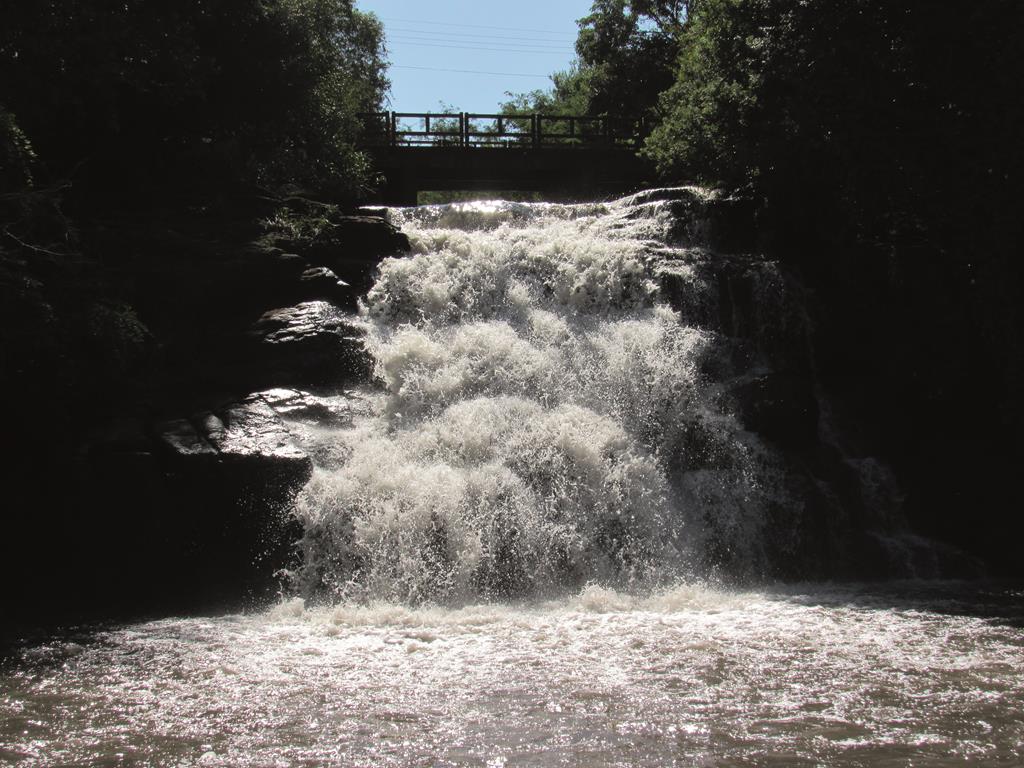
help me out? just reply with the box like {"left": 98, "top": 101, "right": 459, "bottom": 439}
{"left": 642, "top": 0, "right": 758, "bottom": 185}
{"left": 427, "top": 103, "right": 465, "bottom": 147}
{"left": 85, "top": 301, "right": 153, "bottom": 376}
{"left": 0, "top": 0, "right": 388, "bottom": 197}
{"left": 501, "top": 67, "right": 593, "bottom": 116}
{"left": 0, "top": 105, "right": 36, "bottom": 191}
{"left": 503, "top": 1, "right": 685, "bottom": 119}
{"left": 646, "top": 0, "right": 1024, "bottom": 252}
{"left": 262, "top": 205, "right": 337, "bottom": 243}
{"left": 575, "top": 0, "right": 683, "bottom": 116}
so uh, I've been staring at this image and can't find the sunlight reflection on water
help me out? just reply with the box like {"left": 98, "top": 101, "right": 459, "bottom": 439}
{"left": 2, "top": 582, "right": 1022, "bottom": 767}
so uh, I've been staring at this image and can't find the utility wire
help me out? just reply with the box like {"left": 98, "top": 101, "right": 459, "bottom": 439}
{"left": 389, "top": 34, "right": 572, "bottom": 51}
{"left": 388, "top": 40, "right": 572, "bottom": 55}
{"left": 391, "top": 65, "right": 551, "bottom": 79}
{"left": 389, "top": 36, "right": 572, "bottom": 53}
{"left": 387, "top": 27, "right": 576, "bottom": 45}
{"left": 381, "top": 17, "right": 575, "bottom": 37}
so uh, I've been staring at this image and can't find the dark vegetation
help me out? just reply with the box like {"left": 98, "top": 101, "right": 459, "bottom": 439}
{"left": 511, "top": 0, "right": 1024, "bottom": 573}
{"left": 1, "top": 0, "right": 1021, "bottom": 631}
{"left": 0, "top": 0, "right": 398, "bottom": 629}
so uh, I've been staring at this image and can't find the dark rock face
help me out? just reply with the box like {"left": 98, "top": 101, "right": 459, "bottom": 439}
{"left": 268, "top": 214, "right": 410, "bottom": 293}
{"left": 1, "top": 191, "right": 400, "bottom": 630}
{"left": 731, "top": 373, "right": 819, "bottom": 449}
{"left": 156, "top": 417, "right": 218, "bottom": 457}
{"left": 54, "top": 394, "right": 321, "bottom": 622}
{"left": 628, "top": 187, "right": 758, "bottom": 254}
{"left": 256, "top": 387, "right": 356, "bottom": 426}
{"left": 650, "top": 196, "right": 986, "bottom": 580}
{"left": 242, "top": 301, "right": 372, "bottom": 389}
{"left": 156, "top": 396, "right": 312, "bottom": 478}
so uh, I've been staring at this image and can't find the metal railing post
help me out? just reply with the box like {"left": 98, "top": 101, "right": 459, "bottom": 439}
{"left": 361, "top": 111, "right": 641, "bottom": 151}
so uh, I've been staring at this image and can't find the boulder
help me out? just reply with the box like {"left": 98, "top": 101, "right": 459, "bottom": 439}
{"left": 155, "top": 417, "right": 217, "bottom": 457}
{"left": 300, "top": 265, "right": 352, "bottom": 304}
{"left": 256, "top": 387, "right": 356, "bottom": 427}
{"left": 59, "top": 396, "right": 313, "bottom": 620}
{"left": 243, "top": 301, "right": 372, "bottom": 389}
{"left": 212, "top": 247, "right": 336, "bottom": 314}
{"left": 204, "top": 397, "right": 309, "bottom": 468}
{"left": 271, "top": 215, "right": 410, "bottom": 292}
{"left": 731, "top": 372, "right": 819, "bottom": 448}
{"left": 153, "top": 396, "right": 313, "bottom": 487}
{"left": 624, "top": 187, "right": 757, "bottom": 253}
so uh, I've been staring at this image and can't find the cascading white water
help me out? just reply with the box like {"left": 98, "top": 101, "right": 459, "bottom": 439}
{"left": 4, "top": 193, "right": 1020, "bottom": 768}
{"left": 293, "top": 192, "right": 787, "bottom": 603}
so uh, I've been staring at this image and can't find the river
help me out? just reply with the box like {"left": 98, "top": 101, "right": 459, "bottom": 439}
{"left": 2, "top": 194, "right": 1021, "bottom": 766}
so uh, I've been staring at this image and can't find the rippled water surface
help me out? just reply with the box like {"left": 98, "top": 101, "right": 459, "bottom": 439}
{"left": 3, "top": 583, "right": 1022, "bottom": 766}
{"left": 6, "top": 196, "right": 1018, "bottom": 765}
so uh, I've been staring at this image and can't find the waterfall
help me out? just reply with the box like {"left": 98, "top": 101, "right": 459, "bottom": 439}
{"left": 290, "top": 190, "right": 906, "bottom": 604}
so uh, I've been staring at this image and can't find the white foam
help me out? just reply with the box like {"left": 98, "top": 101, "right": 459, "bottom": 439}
{"left": 296, "top": 192, "right": 780, "bottom": 601}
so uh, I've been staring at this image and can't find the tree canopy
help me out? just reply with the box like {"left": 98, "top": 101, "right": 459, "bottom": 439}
{"left": 644, "top": 0, "right": 1024, "bottom": 253}
{"left": 502, "top": 0, "right": 686, "bottom": 119}
{"left": 0, "top": 0, "right": 388, "bottom": 199}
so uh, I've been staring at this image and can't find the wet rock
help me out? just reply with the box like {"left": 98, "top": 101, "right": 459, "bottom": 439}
{"left": 656, "top": 252, "right": 811, "bottom": 375}
{"left": 63, "top": 397, "right": 311, "bottom": 619}
{"left": 227, "top": 246, "right": 355, "bottom": 308}
{"left": 249, "top": 301, "right": 347, "bottom": 345}
{"left": 207, "top": 397, "right": 310, "bottom": 469}
{"left": 86, "top": 415, "right": 153, "bottom": 454}
{"left": 156, "top": 418, "right": 216, "bottom": 457}
{"left": 256, "top": 387, "right": 355, "bottom": 426}
{"left": 299, "top": 265, "right": 353, "bottom": 306}
{"left": 271, "top": 215, "right": 410, "bottom": 291}
{"left": 202, "top": 246, "right": 310, "bottom": 316}
{"left": 244, "top": 301, "right": 372, "bottom": 388}
{"left": 732, "top": 373, "right": 819, "bottom": 448}
{"left": 154, "top": 396, "right": 313, "bottom": 484}
{"left": 856, "top": 531, "right": 986, "bottom": 580}
{"left": 655, "top": 257, "right": 719, "bottom": 329}
{"left": 626, "top": 187, "right": 757, "bottom": 253}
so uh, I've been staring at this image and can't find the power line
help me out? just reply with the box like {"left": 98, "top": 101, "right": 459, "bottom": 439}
{"left": 391, "top": 65, "right": 552, "bottom": 79}
{"left": 388, "top": 27, "right": 576, "bottom": 45}
{"left": 388, "top": 40, "right": 572, "bottom": 55}
{"left": 389, "top": 36, "right": 572, "bottom": 53}
{"left": 389, "top": 33, "right": 572, "bottom": 50}
{"left": 381, "top": 17, "right": 575, "bottom": 37}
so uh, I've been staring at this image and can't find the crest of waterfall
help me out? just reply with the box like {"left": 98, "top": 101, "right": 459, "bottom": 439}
{"left": 292, "top": 189, "right": 915, "bottom": 604}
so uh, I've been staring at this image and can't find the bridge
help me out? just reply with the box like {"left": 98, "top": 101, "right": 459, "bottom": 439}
{"left": 358, "top": 112, "right": 653, "bottom": 205}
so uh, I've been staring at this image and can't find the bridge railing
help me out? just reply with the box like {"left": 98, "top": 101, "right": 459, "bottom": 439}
{"left": 358, "top": 112, "right": 644, "bottom": 149}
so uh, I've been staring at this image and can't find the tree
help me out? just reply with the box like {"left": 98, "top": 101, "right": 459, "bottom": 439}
{"left": 644, "top": 0, "right": 1024, "bottom": 251}
{"left": 575, "top": 0, "right": 683, "bottom": 117}
{"left": 0, "top": 105, "right": 36, "bottom": 192}
{"left": 502, "top": 0, "right": 686, "bottom": 120}
{"left": 501, "top": 67, "right": 592, "bottom": 117}
{"left": 0, "top": 0, "right": 388, "bottom": 198}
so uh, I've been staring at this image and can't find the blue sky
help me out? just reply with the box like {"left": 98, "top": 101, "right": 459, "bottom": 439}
{"left": 356, "top": 0, "right": 592, "bottom": 113}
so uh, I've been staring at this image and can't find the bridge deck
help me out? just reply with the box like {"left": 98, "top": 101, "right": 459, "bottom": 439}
{"left": 360, "top": 111, "right": 644, "bottom": 150}
{"left": 359, "top": 112, "right": 653, "bottom": 203}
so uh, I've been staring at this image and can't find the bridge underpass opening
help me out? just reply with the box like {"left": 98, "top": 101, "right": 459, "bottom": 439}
{"left": 358, "top": 112, "right": 655, "bottom": 206}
